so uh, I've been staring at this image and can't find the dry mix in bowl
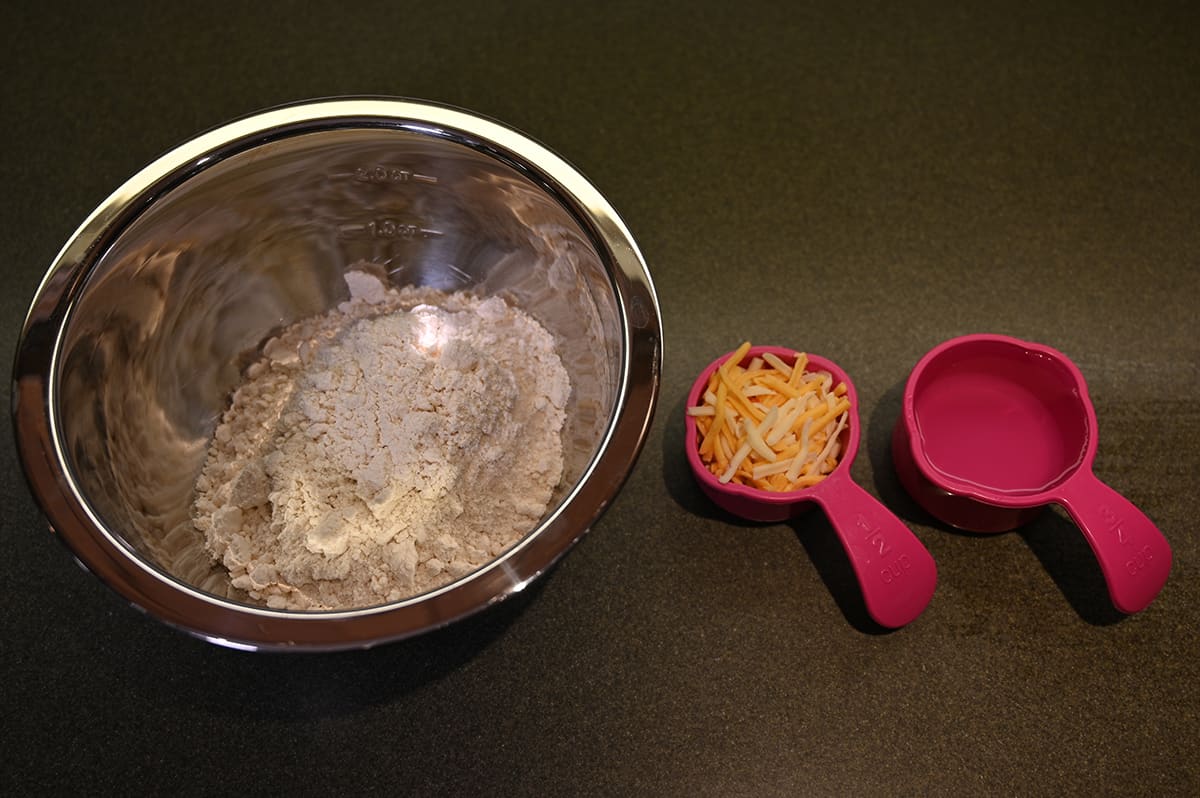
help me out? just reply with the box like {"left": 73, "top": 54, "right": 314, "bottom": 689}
{"left": 192, "top": 271, "right": 570, "bottom": 610}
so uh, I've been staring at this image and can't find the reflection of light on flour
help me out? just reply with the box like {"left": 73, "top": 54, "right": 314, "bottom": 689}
{"left": 412, "top": 305, "right": 450, "bottom": 353}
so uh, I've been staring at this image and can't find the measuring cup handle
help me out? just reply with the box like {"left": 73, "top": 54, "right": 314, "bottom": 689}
{"left": 1055, "top": 472, "right": 1172, "bottom": 614}
{"left": 815, "top": 477, "right": 937, "bottom": 628}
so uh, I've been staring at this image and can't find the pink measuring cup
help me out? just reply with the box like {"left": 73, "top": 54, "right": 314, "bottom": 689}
{"left": 686, "top": 346, "right": 937, "bottom": 629}
{"left": 892, "top": 334, "right": 1171, "bottom": 614}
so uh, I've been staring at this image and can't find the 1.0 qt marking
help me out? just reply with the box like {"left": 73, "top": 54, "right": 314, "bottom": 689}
{"left": 338, "top": 219, "right": 444, "bottom": 240}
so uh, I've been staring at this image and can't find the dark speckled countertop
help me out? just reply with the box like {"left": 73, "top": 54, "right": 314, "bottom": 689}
{"left": 2, "top": 1, "right": 1197, "bottom": 795}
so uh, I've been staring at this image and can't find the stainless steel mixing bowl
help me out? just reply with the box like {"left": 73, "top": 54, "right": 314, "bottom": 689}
{"left": 12, "top": 97, "right": 661, "bottom": 651}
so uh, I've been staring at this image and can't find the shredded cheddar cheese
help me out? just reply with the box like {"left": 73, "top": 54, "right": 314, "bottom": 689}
{"left": 688, "top": 342, "right": 850, "bottom": 490}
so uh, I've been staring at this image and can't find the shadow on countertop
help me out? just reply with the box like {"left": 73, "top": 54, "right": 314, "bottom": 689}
{"left": 141, "top": 570, "right": 551, "bottom": 722}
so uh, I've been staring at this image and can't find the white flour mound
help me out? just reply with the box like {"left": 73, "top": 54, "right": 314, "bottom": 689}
{"left": 192, "top": 272, "right": 570, "bottom": 610}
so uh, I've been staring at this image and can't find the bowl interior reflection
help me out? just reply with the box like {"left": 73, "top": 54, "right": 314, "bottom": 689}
{"left": 55, "top": 127, "right": 623, "bottom": 606}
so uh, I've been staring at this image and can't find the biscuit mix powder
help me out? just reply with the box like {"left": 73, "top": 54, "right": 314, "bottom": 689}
{"left": 192, "top": 272, "right": 570, "bottom": 610}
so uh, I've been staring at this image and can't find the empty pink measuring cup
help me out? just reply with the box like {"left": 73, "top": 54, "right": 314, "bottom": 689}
{"left": 686, "top": 346, "right": 937, "bottom": 629}
{"left": 892, "top": 334, "right": 1171, "bottom": 614}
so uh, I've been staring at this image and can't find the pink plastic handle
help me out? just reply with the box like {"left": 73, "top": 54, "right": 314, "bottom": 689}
{"left": 1055, "top": 471, "right": 1172, "bottom": 614}
{"left": 813, "top": 475, "right": 938, "bottom": 628}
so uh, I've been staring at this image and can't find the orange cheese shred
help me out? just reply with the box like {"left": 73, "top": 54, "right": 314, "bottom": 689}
{"left": 689, "top": 343, "right": 850, "bottom": 491}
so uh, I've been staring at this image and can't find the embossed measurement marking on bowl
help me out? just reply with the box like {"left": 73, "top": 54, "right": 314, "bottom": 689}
{"left": 897, "top": 334, "right": 1172, "bottom": 614}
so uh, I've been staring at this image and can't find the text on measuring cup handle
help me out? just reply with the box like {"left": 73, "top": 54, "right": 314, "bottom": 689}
{"left": 1099, "top": 502, "right": 1156, "bottom": 577}
{"left": 1098, "top": 503, "right": 1129, "bottom": 545}
{"left": 855, "top": 514, "right": 913, "bottom": 584}
{"left": 1124, "top": 545, "right": 1156, "bottom": 576}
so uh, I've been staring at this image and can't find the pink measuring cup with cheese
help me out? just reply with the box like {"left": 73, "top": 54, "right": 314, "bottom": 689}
{"left": 686, "top": 346, "right": 937, "bottom": 629}
{"left": 892, "top": 334, "right": 1171, "bottom": 614}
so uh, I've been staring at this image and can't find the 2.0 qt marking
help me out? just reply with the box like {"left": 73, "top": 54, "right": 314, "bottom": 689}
{"left": 352, "top": 165, "right": 438, "bottom": 185}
